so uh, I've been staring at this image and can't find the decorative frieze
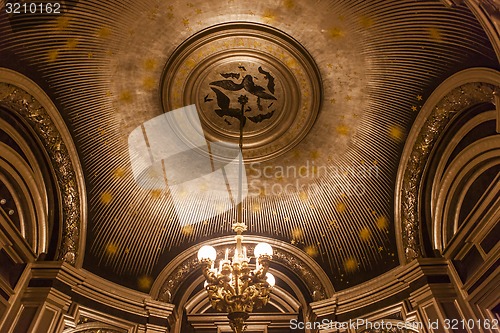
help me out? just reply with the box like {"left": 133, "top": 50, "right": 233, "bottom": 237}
{"left": 401, "top": 82, "right": 496, "bottom": 261}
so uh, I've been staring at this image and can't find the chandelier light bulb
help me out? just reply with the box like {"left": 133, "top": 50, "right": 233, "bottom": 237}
{"left": 198, "top": 245, "right": 217, "bottom": 261}
{"left": 266, "top": 272, "right": 276, "bottom": 287}
{"left": 254, "top": 242, "right": 273, "bottom": 258}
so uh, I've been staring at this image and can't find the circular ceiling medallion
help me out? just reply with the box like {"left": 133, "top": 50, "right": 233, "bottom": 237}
{"left": 161, "top": 22, "right": 322, "bottom": 162}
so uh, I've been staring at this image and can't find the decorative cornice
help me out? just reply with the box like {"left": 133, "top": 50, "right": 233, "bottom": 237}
{"left": 272, "top": 248, "right": 327, "bottom": 301}
{"left": 395, "top": 68, "right": 500, "bottom": 263}
{"left": 0, "top": 82, "right": 82, "bottom": 265}
{"left": 30, "top": 262, "right": 174, "bottom": 331}
{"left": 310, "top": 258, "right": 449, "bottom": 318}
{"left": 157, "top": 246, "right": 329, "bottom": 303}
{"left": 68, "top": 321, "right": 125, "bottom": 333}
{"left": 401, "top": 82, "right": 496, "bottom": 261}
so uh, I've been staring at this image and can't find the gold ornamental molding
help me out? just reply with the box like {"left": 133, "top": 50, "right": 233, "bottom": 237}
{"left": 395, "top": 67, "right": 500, "bottom": 263}
{"left": 310, "top": 258, "right": 450, "bottom": 318}
{"left": 0, "top": 68, "right": 87, "bottom": 266}
{"left": 150, "top": 235, "right": 334, "bottom": 304}
{"left": 161, "top": 22, "right": 322, "bottom": 162}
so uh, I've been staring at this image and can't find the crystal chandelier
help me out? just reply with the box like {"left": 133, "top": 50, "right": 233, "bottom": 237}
{"left": 197, "top": 95, "right": 275, "bottom": 333}
{"left": 197, "top": 229, "right": 275, "bottom": 333}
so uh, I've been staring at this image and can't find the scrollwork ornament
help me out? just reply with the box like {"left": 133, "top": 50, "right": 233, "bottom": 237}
{"left": 272, "top": 248, "right": 327, "bottom": 300}
{"left": 402, "top": 82, "right": 496, "bottom": 261}
{"left": 0, "top": 83, "right": 80, "bottom": 264}
{"left": 159, "top": 256, "right": 199, "bottom": 302}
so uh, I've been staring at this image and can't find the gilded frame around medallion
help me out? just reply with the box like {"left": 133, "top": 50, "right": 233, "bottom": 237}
{"left": 0, "top": 68, "right": 87, "bottom": 267}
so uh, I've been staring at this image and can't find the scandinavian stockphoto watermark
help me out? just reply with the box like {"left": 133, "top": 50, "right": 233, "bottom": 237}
{"left": 289, "top": 319, "right": 420, "bottom": 331}
{"left": 247, "top": 160, "right": 380, "bottom": 197}
{"left": 289, "top": 318, "right": 499, "bottom": 331}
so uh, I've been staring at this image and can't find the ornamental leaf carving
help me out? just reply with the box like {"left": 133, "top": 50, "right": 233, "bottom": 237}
{"left": 401, "top": 82, "right": 495, "bottom": 261}
{"left": 0, "top": 83, "right": 81, "bottom": 264}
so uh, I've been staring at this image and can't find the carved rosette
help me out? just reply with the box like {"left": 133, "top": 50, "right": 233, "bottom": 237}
{"left": 0, "top": 83, "right": 80, "bottom": 264}
{"left": 158, "top": 245, "right": 327, "bottom": 303}
{"left": 402, "top": 82, "right": 496, "bottom": 261}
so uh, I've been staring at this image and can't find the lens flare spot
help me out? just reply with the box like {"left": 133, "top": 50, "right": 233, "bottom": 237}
{"left": 150, "top": 189, "right": 162, "bottom": 199}
{"left": 262, "top": 9, "right": 275, "bottom": 23}
{"left": 310, "top": 150, "right": 320, "bottom": 159}
{"left": 101, "top": 192, "right": 113, "bottom": 205}
{"left": 336, "top": 124, "right": 350, "bottom": 136}
{"left": 143, "top": 77, "right": 156, "bottom": 90}
{"left": 252, "top": 203, "right": 261, "bottom": 212}
{"left": 376, "top": 215, "right": 389, "bottom": 230}
{"left": 292, "top": 227, "right": 303, "bottom": 240}
{"left": 113, "top": 167, "right": 126, "bottom": 179}
{"left": 97, "top": 26, "right": 112, "bottom": 38}
{"left": 47, "top": 50, "right": 59, "bottom": 62}
{"left": 55, "top": 16, "right": 71, "bottom": 30}
{"left": 336, "top": 202, "right": 347, "bottom": 213}
{"left": 328, "top": 27, "right": 345, "bottom": 39}
{"left": 428, "top": 27, "right": 442, "bottom": 41}
{"left": 182, "top": 225, "right": 194, "bottom": 235}
{"left": 344, "top": 257, "right": 358, "bottom": 273}
{"left": 359, "top": 16, "right": 374, "bottom": 28}
{"left": 138, "top": 276, "right": 153, "bottom": 291}
{"left": 119, "top": 91, "right": 133, "bottom": 103}
{"left": 66, "top": 38, "right": 78, "bottom": 49}
{"left": 105, "top": 243, "right": 118, "bottom": 255}
{"left": 389, "top": 125, "right": 405, "bottom": 142}
{"left": 283, "top": 0, "right": 295, "bottom": 9}
{"left": 305, "top": 245, "right": 318, "bottom": 257}
{"left": 144, "top": 58, "right": 156, "bottom": 71}
{"left": 359, "top": 227, "right": 371, "bottom": 241}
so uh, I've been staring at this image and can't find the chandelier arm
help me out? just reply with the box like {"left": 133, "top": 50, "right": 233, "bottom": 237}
{"left": 222, "top": 279, "right": 236, "bottom": 296}
{"left": 201, "top": 262, "right": 219, "bottom": 284}
{"left": 256, "top": 256, "right": 271, "bottom": 278}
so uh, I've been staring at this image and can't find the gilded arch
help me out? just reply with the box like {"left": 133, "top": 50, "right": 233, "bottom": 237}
{"left": 0, "top": 68, "right": 87, "bottom": 266}
{"left": 150, "top": 235, "right": 335, "bottom": 303}
{"left": 395, "top": 67, "right": 500, "bottom": 263}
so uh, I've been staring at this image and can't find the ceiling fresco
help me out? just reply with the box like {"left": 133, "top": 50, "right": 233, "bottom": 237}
{"left": 0, "top": 0, "right": 498, "bottom": 292}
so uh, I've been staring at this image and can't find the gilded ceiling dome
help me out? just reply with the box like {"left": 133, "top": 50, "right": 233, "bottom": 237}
{"left": 0, "top": 2, "right": 499, "bottom": 331}
{"left": 1, "top": 0, "right": 497, "bottom": 290}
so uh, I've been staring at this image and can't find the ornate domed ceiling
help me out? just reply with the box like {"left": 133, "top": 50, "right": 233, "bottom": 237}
{"left": 0, "top": 0, "right": 498, "bottom": 291}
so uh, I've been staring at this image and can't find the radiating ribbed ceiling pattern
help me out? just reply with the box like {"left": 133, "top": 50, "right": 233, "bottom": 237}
{"left": 0, "top": 0, "right": 497, "bottom": 290}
